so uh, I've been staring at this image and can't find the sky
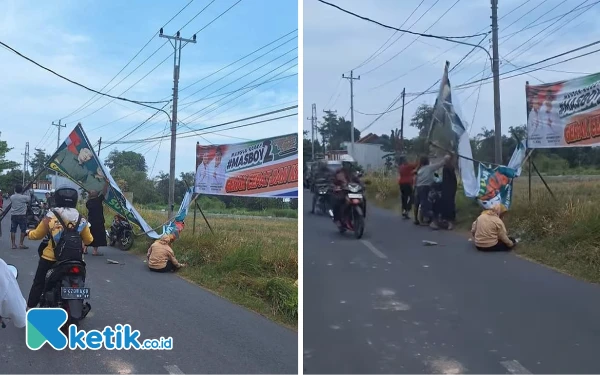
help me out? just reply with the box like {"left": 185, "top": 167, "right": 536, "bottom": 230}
{"left": 303, "top": 0, "right": 600, "bottom": 145}
{"left": 0, "top": 0, "right": 298, "bottom": 178}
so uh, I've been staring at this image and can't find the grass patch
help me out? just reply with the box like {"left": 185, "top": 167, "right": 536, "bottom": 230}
{"left": 364, "top": 172, "right": 600, "bottom": 284}
{"left": 120, "top": 209, "right": 297, "bottom": 328}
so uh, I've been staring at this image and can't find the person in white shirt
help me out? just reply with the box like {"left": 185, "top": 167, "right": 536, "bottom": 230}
{"left": 527, "top": 92, "right": 543, "bottom": 142}
{"left": 194, "top": 150, "right": 210, "bottom": 191}
{"left": 210, "top": 146, "right": 226, "bottom": 188}
{"left": 0, "top": 258, "right": 26, "bottom": 328}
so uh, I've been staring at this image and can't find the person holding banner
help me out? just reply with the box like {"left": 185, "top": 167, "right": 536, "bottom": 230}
{"left": 471, "top": 204, "right": 516, "bottom": 252}
{"left": 413, "top": 154, "right": 451, "bottom": 225}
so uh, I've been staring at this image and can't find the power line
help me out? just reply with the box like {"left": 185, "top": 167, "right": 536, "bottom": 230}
{"left": 351, "top": 0, "right": 426, "bottom": 72}
{"left": 0, "top": 40, "right": 172, "bottom": 121}
{"left": 107, "top": 105, "right": 297, "bottom": 144}
{"left": 360, "top": 0, "right": 464, "bottom": 76}
{"left": 58, "top": 0, "right": 197, "bottom": 121}
{"left": 317, "top": 0, "right": 488, "bottom": 40}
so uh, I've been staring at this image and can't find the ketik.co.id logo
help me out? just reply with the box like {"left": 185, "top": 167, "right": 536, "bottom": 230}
{"left": 26, "top": 308, "right": 173, "bottom": 350}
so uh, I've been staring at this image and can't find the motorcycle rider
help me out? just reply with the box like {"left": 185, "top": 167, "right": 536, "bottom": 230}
{"left": 311, "top": 160, "right": 332, "bottom": 214}
{"left": 331, "top": 155, "right": 361, "bottom": 228}
{"left": 25, "top": 186, "right": 93, "bottom": 311}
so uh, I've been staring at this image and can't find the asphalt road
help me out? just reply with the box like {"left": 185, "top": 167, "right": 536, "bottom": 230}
{"left": 303, "top": 190, "right": 600, "bottom": 374}
{"left": 0, "top": 212, "right": 297, "bottom": 374}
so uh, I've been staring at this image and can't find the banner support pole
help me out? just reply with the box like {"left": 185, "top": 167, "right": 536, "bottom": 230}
{"left": 183, "top": 180, "right": 214, "bottom": 235}
{"left": 531, "top": 159, "right": 555, "bottom": 200}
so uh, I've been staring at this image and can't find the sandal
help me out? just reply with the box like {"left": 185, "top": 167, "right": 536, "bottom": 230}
{"left": 19, "top": 245, "right": 28, "bottom": 249}
{"left": 92, "top": 252, "right": 104, "bottom": 256}
{"left": 11, "top": 245, "right": 17, "bottom": 249}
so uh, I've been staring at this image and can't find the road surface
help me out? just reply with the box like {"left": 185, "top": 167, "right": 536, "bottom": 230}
{"left": 303, "top": 190, "right": 600, "bottom": 374}
{"left": 0, "top": 213, "right": 297, "bottom": 374}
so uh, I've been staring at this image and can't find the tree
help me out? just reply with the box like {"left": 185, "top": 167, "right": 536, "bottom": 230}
{"left": 104, "top": 150, "right": 147, "bottom": 173}
{"left": 0, "top": 140, "right": 19, "bottom": 174}
{"left": 30, "top": 148, "right": 51, "bottom": 178}
{"left": 410, "top": 104, "right": 434, "bottom": 137}
{"left": 318, "top": 111, "right": 361, "bottom": 150}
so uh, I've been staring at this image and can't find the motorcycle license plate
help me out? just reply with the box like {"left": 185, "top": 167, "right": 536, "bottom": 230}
{"left": 347, "top": 193, "right": 363, "bottom": 199}
{"left": 61, "top": 287, "right": 90, "bottom": 300}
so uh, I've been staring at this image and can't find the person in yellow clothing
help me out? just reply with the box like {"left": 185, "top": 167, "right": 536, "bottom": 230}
{"left": 24, "top": 187, "right": 93, "bottom": 309}
{"left": 147, "top": 234, "right": 186, "bottom": 273}
{"left": 471, "top": 203, "right": 516, "bottom": 252}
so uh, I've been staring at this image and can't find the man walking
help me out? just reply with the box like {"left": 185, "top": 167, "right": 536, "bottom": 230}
{"left": 397, "top": 156, "right": 417, "bottom": 219}
{"left": 9, "top": 185, "right": 30, "bottom": 249}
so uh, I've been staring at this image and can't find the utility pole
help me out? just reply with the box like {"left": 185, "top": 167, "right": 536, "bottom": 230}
{"left": 97, "top": 137, "right": 102, "bottom": 157}
{"left": 491, "top": 0, "right": 502, "bottom": 164}
{"left": 342, "top": 70, "right": 360, "bottom": 157}
{"left": 307, "top": 104, "right": 317, "bottom": 160}
{"left": 22, "top": 142, "right": 29, "bottom": 186}
{"left": 159, "top": 28, "right": 197, "bottom": 218}
{"left": 400, "top": 88, "right": 406, "bottom": 151}
{"left": 52, "top": 120, "right": 66, "bottom": 184}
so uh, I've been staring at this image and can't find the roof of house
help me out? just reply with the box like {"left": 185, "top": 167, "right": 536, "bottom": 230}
{"left": 357, "top": 133, "right": 380, "bottom": 144}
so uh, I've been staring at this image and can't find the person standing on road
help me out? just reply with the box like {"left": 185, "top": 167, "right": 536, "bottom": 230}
{"left": 146, "top": 234, "right": 186, "bottom": 273}
{"left": 9, "top": 185, "right": 30, "bottom": 250}
{"left": 433, "top": 155, "right": 458, "bottom": 230}
{"left": 83, "top": 189, "right": 106, "bottom": 256}
{"left": 413, "top": 155, "right": 451, "bottom": 225}
{"left": 397, "top": 155, "right": 417, "bottom": 219}
{"left": 471, "top": 204, "right": 516, "bottom": 252}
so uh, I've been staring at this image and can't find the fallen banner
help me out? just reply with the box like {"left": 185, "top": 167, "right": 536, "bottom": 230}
{"left": 526, "top": 72, "right": 600, "bottom": 148}
{"left": 432, "top": 62, "right": 526, "bottom": 210}
{"left": 194, "top": 133, "right": 298, "bottom": 198}
{"left": 47, "top": 124, "right": 160, "bottom": 238}
{"left": 161, "top": 187, "right": 194, "bottom": 240}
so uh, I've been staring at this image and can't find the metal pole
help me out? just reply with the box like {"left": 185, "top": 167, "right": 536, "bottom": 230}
{"left": 308, "top": 103, "right": 316, "bottom": 161}
{"left": 97, "top": 137, "right": 102, "bottom": 157}
{"left": 491, "top": 0, "right": 502, "bottom": 164}
{"left": 400, "top": 87, "right": 405, "bottom": 151}
{"left": 51, "top": 120, "right": 66, "bottom": 185}
{"left": 342, "top": 71, "right": 360, "bottom": 157}
{"left": 159, "top": 29, "right": 196, "bottom": 219}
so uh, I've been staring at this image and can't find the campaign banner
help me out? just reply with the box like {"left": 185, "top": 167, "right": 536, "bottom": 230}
{"left": 161, "top": 187, "right": 194, "bottom": 240}
{"left": 194, "top": 133, "right": 298, "bottom": 198}
{"left": 476, "top": 164, "right": 517, "bottom": 210}
{"left": 526, "top": 72, "right": 600, "bottom": 148}
{"left": 47, "top": 124, "right": 160, "bottom": 239}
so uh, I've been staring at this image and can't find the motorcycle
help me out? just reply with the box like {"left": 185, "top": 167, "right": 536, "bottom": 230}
{"left": 330, "top": 182, "right": 367, "bottom": 239}
{"left": 40, "top": 260, "right": 91, "bottom": 334}
{"left": 26, "top": 201, "right": 42, "bottom": 228}
{"left": 0, "top": 264, "right": 18, "bottom": 329}
{"left": 107, "top": 215, "right": 134, "bottom": 251}
{"left": 311, "top": 182, "right": 331, "bottom": 215}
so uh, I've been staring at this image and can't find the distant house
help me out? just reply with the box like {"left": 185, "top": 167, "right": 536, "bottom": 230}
{"left": 340, "top": 142, "right": 387, "bottom": 172}
{"left": 357, "top": 133, "right": 382, "bottom": 144}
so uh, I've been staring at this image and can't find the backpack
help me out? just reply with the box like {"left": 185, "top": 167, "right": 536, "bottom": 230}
{"left": 50, "top": 209, "right": 83, "bottom": 262}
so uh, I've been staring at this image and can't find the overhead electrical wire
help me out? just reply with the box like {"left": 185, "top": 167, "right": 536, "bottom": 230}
{"left": 350, "top": 0, "right": 427, "bottom": 72}
{"left": 58, "top": 0, "right": 197, "bottom": 121}
{"left": 0, "top": 40, "right": 172, "bottom": 121}
{"left": 360, "top": 0, "right": 463, "bottom": 76}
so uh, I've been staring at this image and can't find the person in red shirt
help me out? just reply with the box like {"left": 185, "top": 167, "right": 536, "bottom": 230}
{"left": 397, "top": 155, "right": 417, "bottom": 219}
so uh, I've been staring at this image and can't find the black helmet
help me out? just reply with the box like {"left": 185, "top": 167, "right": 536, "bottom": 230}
{"left": 54, "top": 186, "right": 78, "bottom": 208}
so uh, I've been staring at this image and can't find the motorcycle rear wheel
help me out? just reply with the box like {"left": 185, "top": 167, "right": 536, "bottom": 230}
{"left": 119, "top": 230, "right": 134, "bottom": 251}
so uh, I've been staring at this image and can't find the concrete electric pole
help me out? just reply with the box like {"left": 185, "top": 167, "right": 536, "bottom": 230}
{"left": 22, "top": 142, "right": 29, "bottom": 185}
{"left": 159, "top": 28, "right": 197, "bottom": 218}
{"left": 400, "top": 88, "right": 406, "bottom": 151}
{"left": 52, "top": 120, "right": 66, "bottom": 182}
{"left": 491, "top": 0, "right": 502, "bottom": 164}
{"left": 342, "top": 70, "right": 360, "bottom": 157}
{"left": 308, "top": 104, "right": 317, "bottom": 160}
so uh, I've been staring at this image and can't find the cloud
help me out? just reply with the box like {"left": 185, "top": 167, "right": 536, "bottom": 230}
{"left": 303, "top": 0, "right": 600, "bottom": 142}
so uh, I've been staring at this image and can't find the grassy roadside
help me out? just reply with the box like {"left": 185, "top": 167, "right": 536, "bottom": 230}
{"left": 87, "top": 204, "right": 298, "bottom": 328}
{"left": 364, "top": 172, "right": 600, "bottom": 284}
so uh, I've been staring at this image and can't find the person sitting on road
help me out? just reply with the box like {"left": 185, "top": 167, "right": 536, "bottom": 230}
{"left": 25, "top": 186, "right": 93, "bottom": 311}
{"left": 0, "top": 257, "right": 26, "bottom": 328}
{"left": 147, "top": 234, "right": 186, "bottom": 273}
{"left": 471, "top": 204, "right": 516, "bottom": 252}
